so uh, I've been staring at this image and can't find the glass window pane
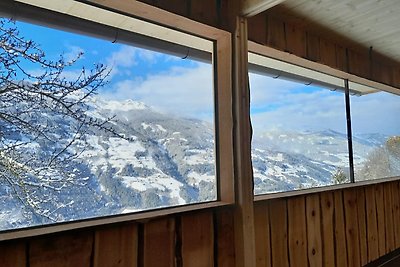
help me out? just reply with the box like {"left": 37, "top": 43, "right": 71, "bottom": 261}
{"left": 0, "top": 19, "right": 216, "bottom": 231}
{"left": 250, "top": 73, "right": 349, "bottom": 194}
{"left": 351, "top": 91, "right": 400, "bottom": 181}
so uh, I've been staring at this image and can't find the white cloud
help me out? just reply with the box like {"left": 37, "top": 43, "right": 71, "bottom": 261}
{"left": 351, "top": 91, "right": 400, "bottom": 135}
{"left": 64, "top": 45, "right": 85, "bottom": 63}
{"left": 101, "top": 63, "right": 214, "bottom": 120}
{"left": 249, "top": 73, "right": 400, "bottom": 136}
{"left": 106, "top": 46, "right": 137, "bottom": 77}
{"left": 250, "top": 73, "right": 347, "bottom": 133}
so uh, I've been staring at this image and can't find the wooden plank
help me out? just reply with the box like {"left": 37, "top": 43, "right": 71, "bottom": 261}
{"left": 356, "top": 188, "right": 368, "bottom": 266}
{"left": 287, "top": 197, "right": 307, "bottom": 267}
{"left": 365, "top": 186, "right": 379, "bottom": 262}
{"left": 320, "top": 192, "right": 335, "bottom": 267}
{"left": 306, "top": 32, "right": 320, "bottom": 62}
{"left": 93, "top": 224, "right": 138, "bottom": 267}
{"left": 306, "top": 194, "right": 322, "bottom": 267}
{"left": 248, "top": 13, "right": 267, "bottom": 45}
{"left": 143, "top": 218, "right": 175, "bottom": 267}
{"left": 254, "top": 203, "right": 271, "bottom": 267}
{"left": 334, "top": 191, "right": 348, "bottom": 267}
{"left": 181, "top": 212, "right": 214, "bottom": 267}
{"left": 384, "top": 183, "right": 395, "bottom": 253}
{"left": 191, "top": 0, "right": 218, "bottom": 27}
{"left": 392, "top": 66, "right": 400, "bottom": 88}
{"left": 343, "top": 188, "right": 361, "bottom": 267}
{"left": 375, "top": 184, "right": 386, "bottom": 257}
{"left": 285, "top": 23, "right": 306, "bottom": 57}
{"left": 155, "top": 0, "right": 188, "bottom": 17}
{"left": 267, "top": 15, "right": 286, "bottom": 51}
{"left": 335, "top": 44, "right": 347, "bottom": 71}
{"left": 392, "top": 182, "right": 400, "bottom": 248}
{"left": 216, "top": 209, "right": 236, "bottom": 267}
{"left": 30, "top": 231, "right": 93, "bottom": 267}
{"left": 269, "top": 199, "right": 289, "bottom": 267}
{"left": 232, "top": 16, "right": 257, "bottom": 267}
{"left": 0, "top": 241, "right": 26, "bottom": 267}
{"left": 348, "top": 49, "right": 370, "bottom": 78}
{"left": 319, "top": 38, "right": 336, "bottom": 68}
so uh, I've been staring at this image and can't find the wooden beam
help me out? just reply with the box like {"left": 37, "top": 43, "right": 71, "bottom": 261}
{"left": 241, "top": 0, "right": 286, "bottom": 17}
{"left": 233, "top": 16, "right": 257, "bottom": 267}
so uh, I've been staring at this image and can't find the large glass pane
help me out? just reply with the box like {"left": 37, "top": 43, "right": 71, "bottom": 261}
{"left": 0, "top": 19, "right": 215, "bottom": 231}
{"left": 351, "top": 91, "right": 400, "bottom": 181}
{"left": 250, "top": 73, "right": 350, "bottom": 194}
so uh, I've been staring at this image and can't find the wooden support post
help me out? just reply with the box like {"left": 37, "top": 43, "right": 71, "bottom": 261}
{"left": 233, "top": 16, "right": 257, "bottom": 267}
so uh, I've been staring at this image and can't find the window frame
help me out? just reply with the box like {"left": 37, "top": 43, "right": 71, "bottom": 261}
{"left": 248, "top": 41, "right": 400, "bottom": 201}
{"left": 0, "top": 0, "right": 233, "bottom": 241}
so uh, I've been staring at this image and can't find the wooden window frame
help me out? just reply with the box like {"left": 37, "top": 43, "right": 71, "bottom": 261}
{"left": 248, "top": 41, "right": 400, "bottom": 201}
{"left": 0, "top": 0, "right": 234, "bottom": 241}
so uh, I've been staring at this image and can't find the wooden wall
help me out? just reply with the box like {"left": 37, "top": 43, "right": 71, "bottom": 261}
{"left": 1, "top": 181, "right": 399, "bottom": 266}
{"left": 254, "top": 181, "right": 400, "bottom": 267}
{"left": 247, "top": 11, "right": 400, "bottom": 90}
{"left": 0, "top": 209, "right": 236, "bottom": 267}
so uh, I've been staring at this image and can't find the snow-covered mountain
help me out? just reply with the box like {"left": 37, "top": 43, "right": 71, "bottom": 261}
{"left": 252, "top": 129, "right": 386, "bottom": 193}
{"left": 0, "top": 96, "right": 389, "bottom": 230}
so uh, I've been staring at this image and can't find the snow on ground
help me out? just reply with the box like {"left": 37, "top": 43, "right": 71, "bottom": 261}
{"left": 184, "top": 149, "right": 213, "bottom": 165}
{"left": 268, "top": 153, "right": 283, "bottom": 162}
{"left": 122, "top": 174, "right": 186, "bottom": 204}
{"left": 187, "top": 171, "right": 215, "bottom": 186}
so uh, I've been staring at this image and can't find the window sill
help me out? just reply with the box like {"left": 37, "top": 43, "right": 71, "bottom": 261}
{"left": 0, "top": 201, "right": 233, "bottom": 242}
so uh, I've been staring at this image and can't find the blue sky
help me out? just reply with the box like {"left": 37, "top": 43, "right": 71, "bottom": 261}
{"left": 12, "top": 20, "right": 400, "bottom": 135}
{"left": 15, "top": 21, "right": 214, "bottom": 120}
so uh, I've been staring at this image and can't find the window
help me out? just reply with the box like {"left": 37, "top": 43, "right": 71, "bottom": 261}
{"left": 351, "top": 91, "right": 400, "bottom": 181}
{"left": 0, "top": 0, "right": 232, "bottom": 233}
{"left": 248, "top": 47, "right": 400, "bottom": 196}
{"left": 249, "top": 73, "right": 349, "bottom": 194}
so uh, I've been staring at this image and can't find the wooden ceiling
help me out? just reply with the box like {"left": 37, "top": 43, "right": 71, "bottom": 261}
{"left": 271, "top": 0, "right": 400, "bottom": 61}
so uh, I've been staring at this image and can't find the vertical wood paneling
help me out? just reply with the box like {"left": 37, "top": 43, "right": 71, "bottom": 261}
{"left": 0, "top": 242, "right": 26, "bottom": 267}
{"left": 216, "top": 210, "right": 236, "bottom": 267}
{"left": 319, "top": 38, "right": 337, "bottom": 68}
{"left": 365, "top": 186, "right": 379, "bottom": 262}
{"left": 348, "top": 49, "right": 370, "bottom": 78}
{"left": 181, "top": 212, "right": 214, "bottom": 267}
{"left": 392, "top": 66, "right": 400, "bottom": 88}
{"left": 155, "top": 0, "right": 187, "bottom": 17}
{"left": 30, "top": 232, "right": 93, "bottom": 267}
{"left": 248, "top": 14, "right": 267, "bottom": 45}
{"left": 267, "top": 16, "right": 286, "bottom": 51}
{"left": 269, "top": 199, "right": 289, "bottom": 267}
{"left": 306, "top": 194, "right": 322, "bottom": 267}
{"left": 384, "top": 184, "right": 395, "bottom": 253}
{"left": 285, "top": 23, "right": 306, "bottom": 57}
{"left": 320, "top": 192, "right": 335, "bottom": 267}
{"left": 94, "top": 224, "right": 138, "bottom": 267}
{"left": 287, "top": 197, "right": 307, "bottom": 267}
{"left": 254, "top": 203, "right": 271, "bottom": 267}
{"left": 335, "top": 44, "right": 347, "bottom": 71}
{"left": 343, "top": 189, "right": 361, "bottom": 267}
{"left": 392, "top": 182, "right": 400, "bottom": 248}
{"left": 143, "top": 218, "right": 175, "bottom": 267}
{"left": 334, "top": 190, "right": 348, "bottom": 267}
{"left": 356, "top": 188, "right": 368, "bottom": 266}
{"left": 375, "top": 184, "right": 386, "bottom": 257}
{"left": 190, "top": 0, "right": 218, "bottom": 27}
{"left": 306, "top": 33, "right": 320, "bottom": 62}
